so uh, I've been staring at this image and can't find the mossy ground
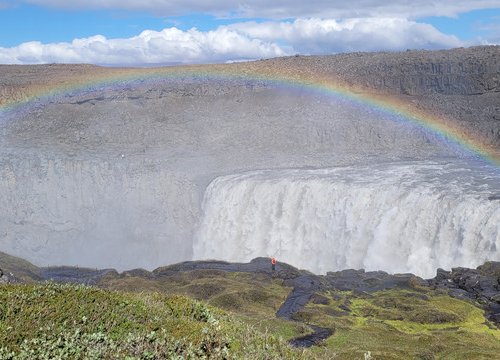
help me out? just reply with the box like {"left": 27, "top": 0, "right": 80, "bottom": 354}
{"left": 99, "top": 270, "right": 500, "bottom": 359}
{"left": 100, "top": 270, "right": 307, "bottom": 340}
{"left": 1, "top": 254, "right": 499, "bottom": 359}
{"left": 301, "top": 289, "right": 500, "bottom": 359}
{"left": 0, "top": 282, "right": 307, "bottom": 359}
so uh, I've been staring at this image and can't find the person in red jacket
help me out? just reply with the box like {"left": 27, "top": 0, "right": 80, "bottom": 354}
{"left": 271, "top": 257, "right": 277, "bottom": 271}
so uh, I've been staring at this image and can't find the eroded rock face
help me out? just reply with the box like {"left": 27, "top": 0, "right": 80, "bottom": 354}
{"left": 309, "top": 46, "right": 500, "bottom": 96}
{"left": 0, "top": 79, "right": 451, "bottom": 270}
{"left": 261, "top": 46, "right": 500, "bottom": 147}
{"left": 0, "top": 47, "right": 498, "bottom": 271}
{"left": 0, "top": 155, "right": 200, "bottom": 270}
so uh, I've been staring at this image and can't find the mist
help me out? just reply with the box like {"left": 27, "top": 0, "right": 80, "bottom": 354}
{"left": 0, "top": 76, "right": 497, "bottom": 273}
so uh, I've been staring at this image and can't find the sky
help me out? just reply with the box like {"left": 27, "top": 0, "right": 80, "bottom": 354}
{"left": 0, "top": 1, "right": 499, "bottom": 66}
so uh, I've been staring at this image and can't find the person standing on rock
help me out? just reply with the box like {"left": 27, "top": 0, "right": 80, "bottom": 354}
{"left": 271, "top": 257, "right": 277, "bottom": 271}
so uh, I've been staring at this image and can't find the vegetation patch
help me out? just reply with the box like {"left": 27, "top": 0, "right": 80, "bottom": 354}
{"left": 0, "top": 283, "right": 305, "bottom": 359}
{"left": 303, "top": 289, "right": 500, "bottom": 359}
{"left": 2, "top": 253, "right": 499, "bottom": 359}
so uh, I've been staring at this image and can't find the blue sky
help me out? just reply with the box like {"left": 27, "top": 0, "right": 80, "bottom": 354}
{"left": 0, "top": 7, "right": 258, "bottom": 47}
{"left": 0, "top": 1, "right": 498, "bottom": 65}
{"left": 424, "top": 8, "right": 500, "bottom": 41}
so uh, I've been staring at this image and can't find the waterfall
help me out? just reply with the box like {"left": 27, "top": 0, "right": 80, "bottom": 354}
{"left": 194, "top": 161, "right": 500, "bottom": 277}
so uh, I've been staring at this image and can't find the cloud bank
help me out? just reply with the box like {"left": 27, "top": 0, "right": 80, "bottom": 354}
{"left": 0, "top": 18, "right": 467, "bottom": 65}
{"left": 21, "top": 0, "right": 500, "bottom": 19}
{"left": 0, "top": 27, "right": 285, "bottom": 65}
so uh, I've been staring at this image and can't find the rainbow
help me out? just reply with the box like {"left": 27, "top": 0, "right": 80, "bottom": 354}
{"left": 1, "top": 62, "right": 499, "bottom": 166}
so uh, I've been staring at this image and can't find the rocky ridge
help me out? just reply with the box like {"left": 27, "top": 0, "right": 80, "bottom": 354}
{"left": 2, "top": 255, "right": 498, "bottom": 328}
{"left": 36, "top": 258, "right": 500, "bottom": 327}
{"left": 1, "top": 46, "right": 499, "bottom": 148}
{"left": 261, "top": 46, "right": 500, "bottom": 147}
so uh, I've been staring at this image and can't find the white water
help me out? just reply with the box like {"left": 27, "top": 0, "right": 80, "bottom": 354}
{"left": 194, "top": 161, "right": 500, "bottom": 278}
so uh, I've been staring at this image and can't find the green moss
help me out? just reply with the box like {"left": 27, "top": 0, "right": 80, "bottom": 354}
{"left": 184, "top": 282, "right": 227, "bottom": 300}
{"left": 211, "top": 292, "right": 245, "bottom": 310}
{"left": 101, "top": 270, "right": 290, "bottom": 321}
{"left": 308, "top": 289, "right": 500, "bottom": 359}
{"left": 7, "top": 269, "right": 498, "bottom": 359}
{"left": 0, "top": 283, "right": 306, "bottom": 359}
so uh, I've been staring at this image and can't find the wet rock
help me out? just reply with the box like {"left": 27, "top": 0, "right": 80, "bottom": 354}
{"left": 428, "top": 262, "right": 500, "bottom": 326}
{"left": 311, "top": 293, "right": 330, "bottom": 305}
{"left": 325, "top": 269, "right": 427, "bottom": 292}
{"left": 447, "top": 288, "right": 472, "bottom": 301}
{"left": 435, "top": 268, "right": 451, "bottom": 281}
{"left": 477, "top": 262, "right": 500, "bottom": 279}
{"left": 276, "top": 286, "right": 317, "bottom": 319}
{"left": 153, "top": 257, "right": 303, "bottom": 280}
{"left": 339, "top": 303, "right": 351, "bottom": 312}
{"left": 289, "top": 325, "right": 334, "bottom": 348}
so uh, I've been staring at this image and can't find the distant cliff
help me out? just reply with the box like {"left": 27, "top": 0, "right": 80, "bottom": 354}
{"left": 261, "top": 46, "right": 500, "bottom": 147}
{"left": 1, "top": 46, "right": 498, "bottom": 147}
{"left": 302, "top": 46, "right": 500, "bottom": 96}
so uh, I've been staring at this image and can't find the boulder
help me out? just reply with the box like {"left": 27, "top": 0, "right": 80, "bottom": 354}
{"left": 429, "top": 263, "right": 500, "bottom": 326}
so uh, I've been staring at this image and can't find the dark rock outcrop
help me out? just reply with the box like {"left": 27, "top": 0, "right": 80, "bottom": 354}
{"left": 288, "top": 325, "right": 334, "bottom": 348}
{"left": 266, "top": 46, "right": 500, "bottom": 147}
{"left": 270, "top": 46, "right": 498, "bottom": 97}
{"left": 275, "top": 274, "right": 333, "bottom": 347}
{"left": 325, "top": 269, "right": 427, "bottom": 292}
{"left": 3, "top": 251, "right": 500, "bottom": 341}
{"left": 153, "top": 257, "right": 304, "bottom": 280}
{"left": 428, "top": 262, "right": 500, "bottom": 325}
{"left": 277, "top": 275, "right": 323, "bottom": 319}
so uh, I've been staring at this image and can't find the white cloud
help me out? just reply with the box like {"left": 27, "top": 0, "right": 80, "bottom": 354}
{"left": 227, "top": 18, "right": 465, "bottom": 54}
{"left": 0, "top": 18, "right": 467, "bottom": 65}
{"left": 21, "top": 0, "right": 500, "bottom": 19}
{"left": 0, "top": 27, "right": 286, "bottom": 65}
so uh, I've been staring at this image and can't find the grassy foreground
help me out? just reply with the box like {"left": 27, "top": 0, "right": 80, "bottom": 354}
{"left": 1, "top": 280, "right": 499, "bottom": 359}
{"left": 1, "top": 252, "right": 499, "bottom": 359}
{"left": 0, "top": 282, "right": 305, "bottom": 360}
